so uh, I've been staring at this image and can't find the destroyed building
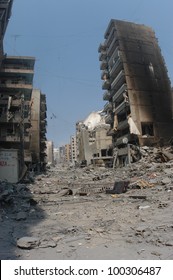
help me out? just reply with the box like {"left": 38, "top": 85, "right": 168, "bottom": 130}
{"left": 0, "top": 0, "right": 13, "bottom": 66}
{"left": 0, "top": 57, "right": 47, "bottom": 173}
{"left": 70, "top": 135, "right": 77, "bottom": 164}
{"left": 0, "top": 1, "right": 47, "bottom": 180}
{"left": 30, "top": 89, "right": 47, "bottom": 171}
{"left": 65, "top": 143, "right": 71, "bottom": 163}
{"left": 99, "top": 19, "right": 173, "bottom": 166}
{"left": 0, "top": 56, "right": 35, "bottom": 168}
{"left": 76, "top": 111, "right": 112, "bottom": 166}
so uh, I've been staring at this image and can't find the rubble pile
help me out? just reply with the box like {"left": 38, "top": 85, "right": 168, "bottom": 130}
{"left": 0, "top": 146, "right": 173, "bottom": 260}
{"left": 0, "top": 181, "right": 35, "bottom": 212}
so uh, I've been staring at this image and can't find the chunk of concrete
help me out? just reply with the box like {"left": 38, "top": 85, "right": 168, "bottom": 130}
{"left": 17, "top": 237, "right": 40, "bottom": 249}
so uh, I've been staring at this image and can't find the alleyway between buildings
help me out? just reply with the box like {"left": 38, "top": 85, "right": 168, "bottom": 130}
{"left": 0, "top": 146, "right": 173, "bottom": 260}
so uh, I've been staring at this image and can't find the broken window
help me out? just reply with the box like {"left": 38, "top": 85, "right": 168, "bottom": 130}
{"left": 101, "top": 149, "right": 106, "bottom": 157}
{"left": 141, "top": 123, "right": 154, "bottom": 136}
{"left": 7, "top": 128, "right": 14, "bottom": 136}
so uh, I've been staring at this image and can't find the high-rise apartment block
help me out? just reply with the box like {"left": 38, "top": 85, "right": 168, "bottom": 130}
{"left": 30, "top": 89, "right": 47, "bottom": 170}
{"left": 0, "top": 57, "right": 47, "bottom": 171}
{"left": 0, "top": 0, "right": 13, "bottom": 65}
{"left": 70, "top": 135, "right": 77, "bottom": 163}
{"left": 99, "top": 19, "right": 173, "bottom": 165}
{"left": 0, "top": 56, "right": 35, "bottom": 167}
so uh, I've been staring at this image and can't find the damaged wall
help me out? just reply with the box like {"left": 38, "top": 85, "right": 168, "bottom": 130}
{"left": 76, "top": 111, "right": 112, "bottom": 165}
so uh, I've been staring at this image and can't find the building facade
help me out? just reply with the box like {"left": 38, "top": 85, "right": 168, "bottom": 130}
{"left": 70, "top": 135, "right": 77, "bottom": 164}
{"left": 0, "top": 0, "right": 13, "bottom": 67}
{"left": 45, "top": 140, "right": 54, "bottom": 165}
{"left": 0, "top": 56, "right": 35, "bottom": 171}
{"left": 76, "top": 111, "right": 112, "bottom": 166}
{"left": 0, "top": 57, "right": 47, "bottom": 173}
{"left": 0, "top": 1, "right": 47, "bottom": 179}
{"left": 30, "top": 89, "right": 47, "bottom": 170}
{"left": 65, "top": 143, "right": 71, "bottom": 163}
{"left": 99, "top": 19, "right": 173, "bottom": 166}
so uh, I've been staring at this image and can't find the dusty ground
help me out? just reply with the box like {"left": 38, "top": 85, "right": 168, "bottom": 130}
{"left": 0, "top": 154, "right": 173, "bottom": 260}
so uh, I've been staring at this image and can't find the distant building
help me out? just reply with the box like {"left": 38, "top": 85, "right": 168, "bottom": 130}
{"left": 76, "top": 111, "right": 112, "bottom": 166}
{"left": 99, "top": 19, "right": 173, "bottom": 166}
{"left": 45, "top": 141, "right": 54, "bottom": 165}
{"left": 53, "top": 147, "right": 60, "bottom": 164}
{"left": 70, "top": 135, "right": 77, "bottom": 163}
{"left": 59, "top": 146, "right": 66, "bottom": 163}
{"left": 65, "top": 144, "right": 71, "bottom": 163}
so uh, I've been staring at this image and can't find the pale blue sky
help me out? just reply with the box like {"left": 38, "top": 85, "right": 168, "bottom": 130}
{"left": 4, "top": 0, "right": 173, "bottom": 147}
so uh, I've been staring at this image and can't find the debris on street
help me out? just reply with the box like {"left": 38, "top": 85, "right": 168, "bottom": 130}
{"left": 0, "top": 146, "right": 173, "bottom": 260}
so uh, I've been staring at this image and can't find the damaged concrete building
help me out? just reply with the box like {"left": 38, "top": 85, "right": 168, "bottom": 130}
{"left": 0, "top": 56, "right": 35, "bottom": 164}
{"left": 30, "top": 89, "right": 47, "bottom": 171}
{"left": 0, "top": 56, "right": 47, "bottom": 175}
{"left": 70, "top": 135, "right": 77, "bottom": 164}
{"left": 0, "top": 1, "right": 47, "bottom": 180}
{"left": 0, "top": 0, "right": 13, "bottom": 66}
{"left": 76, "top": 111, "right": 112, "bottom": 166}
{"left": 99, "top": 19, "right": 173, "bottom": 166}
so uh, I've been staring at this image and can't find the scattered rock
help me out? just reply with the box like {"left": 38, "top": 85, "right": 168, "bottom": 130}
{"left": 138, "top": 205, "right": 150, "bottom": 210}
{"left": 161, "top": 178, "right": 172, "bottom": 185}
{"left": 165, "top": 240, "right": 173, "bottom": 246}
{"left": 151, "top": 251, "right": 161, "bottom": 256}
{"left": 39, "top": 239, "right": 57, "bottom": 248}
{"left": 58, "top": 188, "right": 73, "bottom": 196}
{"left": 56, "top": 249, "right": 62, "bottom": 253}
{"left": 17, "top": 237, "right": 40, "bottom": 249}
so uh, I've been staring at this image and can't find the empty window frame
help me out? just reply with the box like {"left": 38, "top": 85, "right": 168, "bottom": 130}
{"left": 141, "top": 122, "right": 154, "bottom": 136}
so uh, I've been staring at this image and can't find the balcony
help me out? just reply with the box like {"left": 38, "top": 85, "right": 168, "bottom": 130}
{"left": 114, "top": 100, "right": 130, "bottom": 115}
{"left": 99, "top": 51, "right": 107, "bottom": 61}
{"left": 107, "top": 37, "right": 118, "bottom": 56}
{"left": 100, "top": 60, "right": 108, "bottom": 70}
{"left": 1, "top": 67, "right": 34, "bottom": 75}
{"left": 105, "top": 114, "right": 113, "bottom": 124}
{"left": 0, "top": 81, "right": 33, "bottom": 90}
{"left": 40, "top": 111, "right": 47, "bottom": 119}
{"left": 41, "top": 120, "right": 47, "bottom": 126}
{"left": 109, "top": 46, "right": 119, "bottom": 59}
{"left": 98, "top": 42, "right": 107, "bottom": 53}
{"left": 5, "top": 117, "right": 31, "bottom": 124}
{"left": 0, "top": 1, "right": 8, "bottom": 8}
{"left": 117, "top": 119, "right": 129, "bottom": 131}
{"left": 103, "top": 102, "right": 112, "bottom": 112}
{"left": 11, "top": 99, "right": 21, "bottom": 107}
{"left": 111, "top": 70, "right": 125, "bottom": 90}
{"left": 103, "top": 91, "right": 111, "bottom": 101}
{"left": 112, "top": 83, "right": 127, "bottom": 102}
{"left": 110, "top": 58, "right": 122, "bottom": 78}
{"left": 115, "top": 134, "right": 131, "bottom": 146}
{"left": 102, "top": 80, "right": 110, "bottom": 90}
{"left": 101, "top": 70, "right": 109, "bottom": 80}
{"left": 0, "top": 135, "right": 30, "bottom": 142}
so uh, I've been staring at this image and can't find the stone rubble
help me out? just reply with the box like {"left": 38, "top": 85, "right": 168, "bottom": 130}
{"left": 0, "top": 146, "right": 173, "bottom": 259}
